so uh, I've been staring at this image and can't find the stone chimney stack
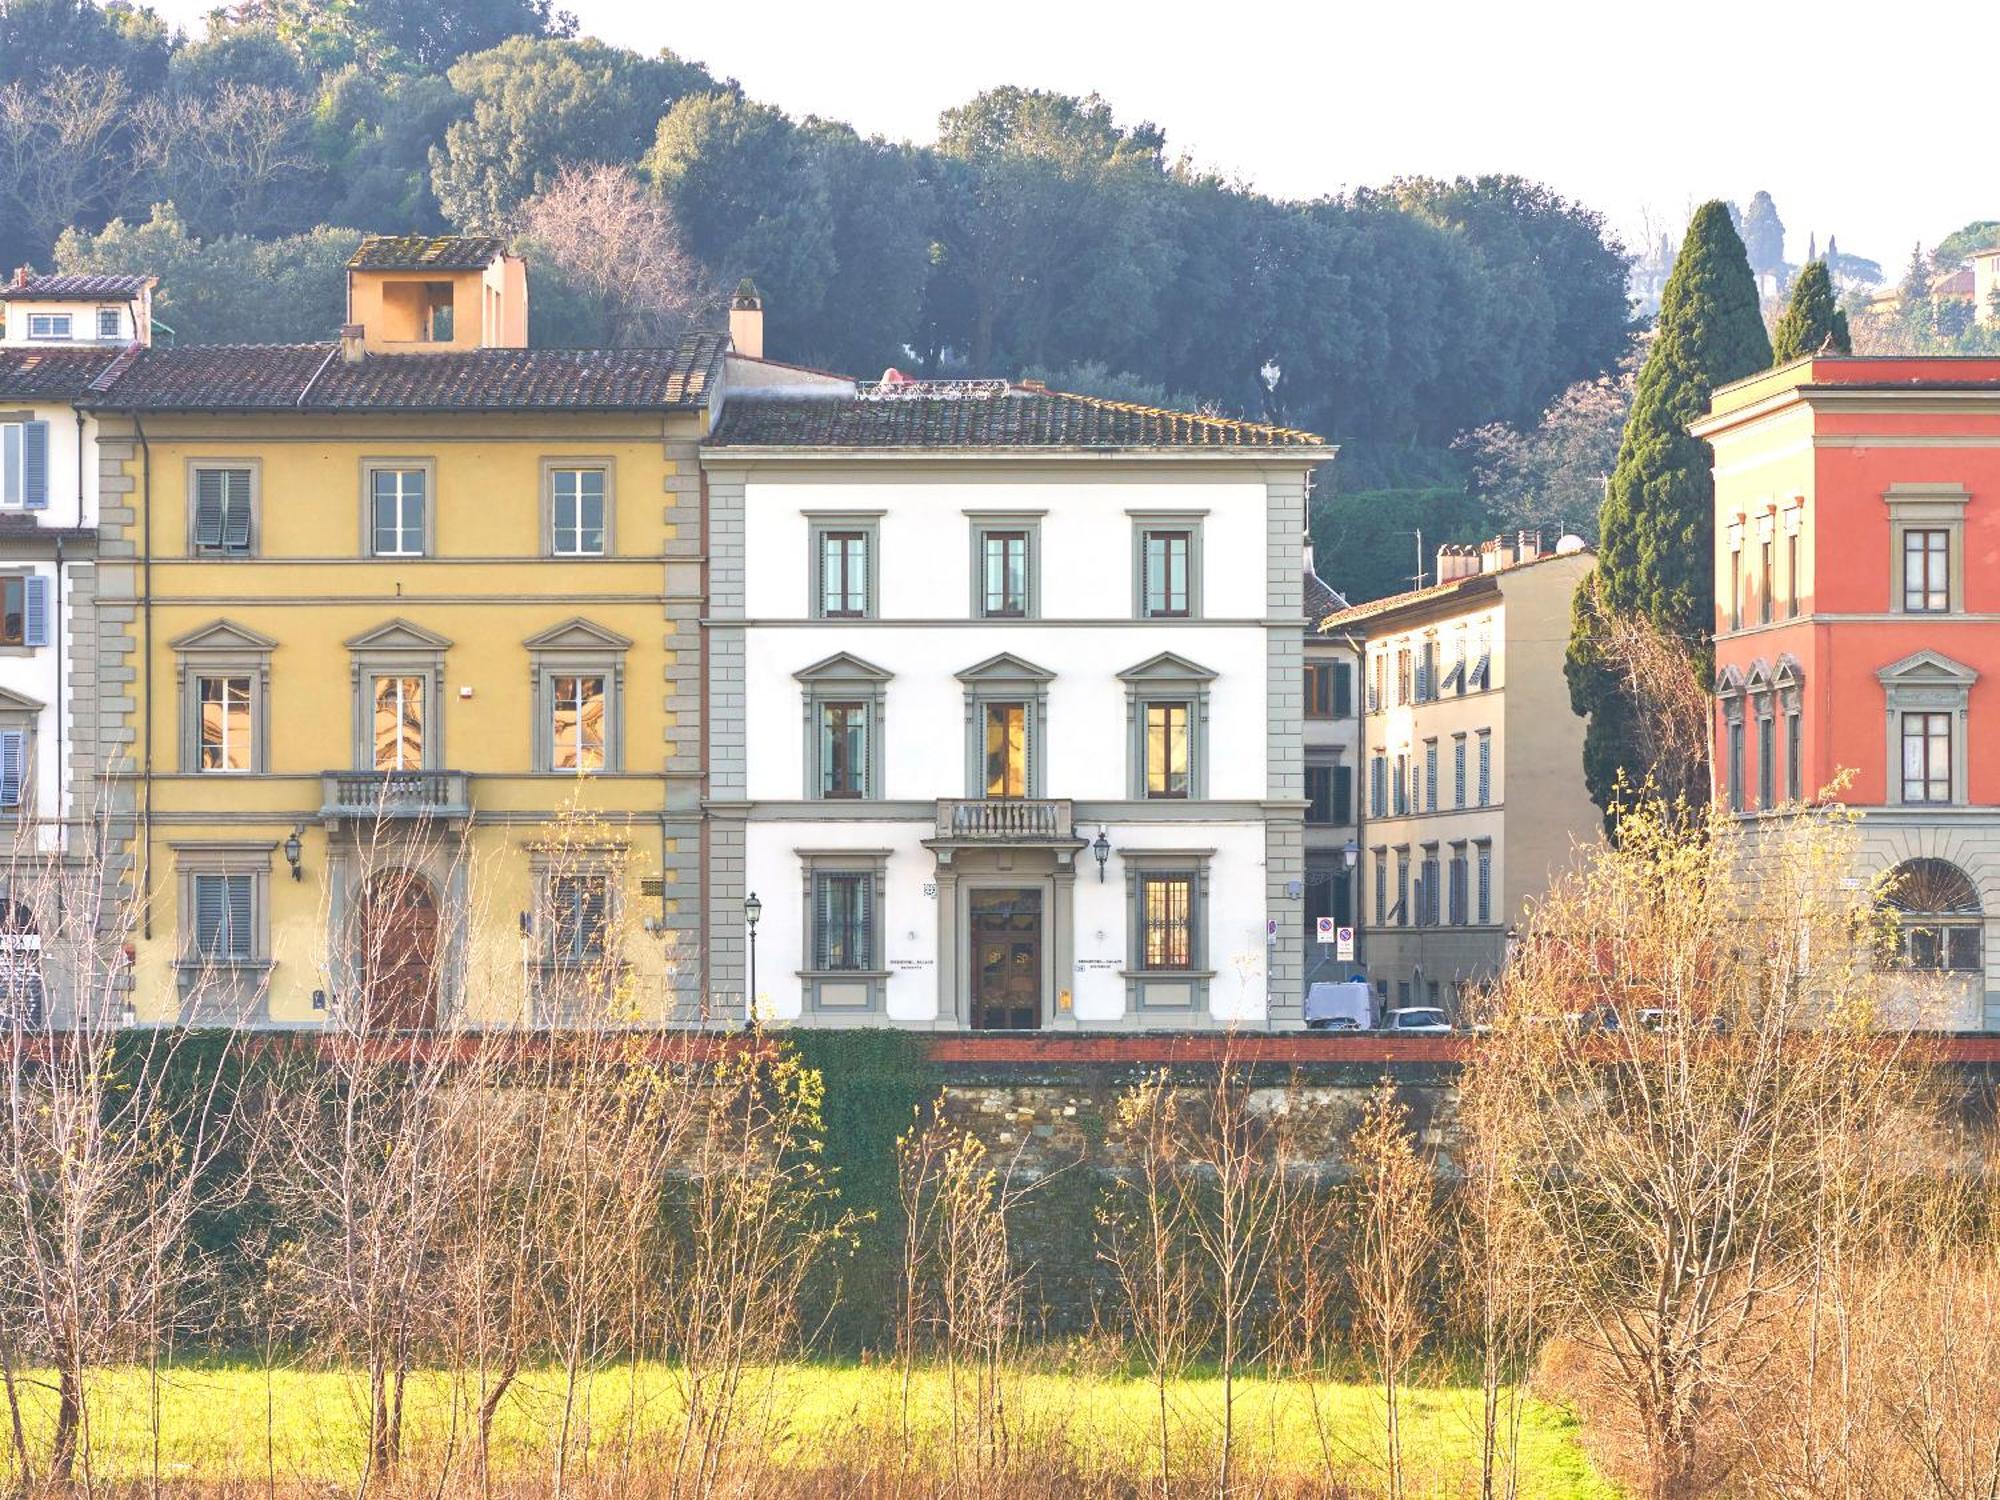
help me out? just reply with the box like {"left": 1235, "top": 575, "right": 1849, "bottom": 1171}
{"left": 729, "top": 278, "right": 764, "bottom": 360}
{"left": 339, "top": 323, "right": 365, "bottom": 365}
{"left": 1516, "top": 528, "right": 1542, "bottom": 562}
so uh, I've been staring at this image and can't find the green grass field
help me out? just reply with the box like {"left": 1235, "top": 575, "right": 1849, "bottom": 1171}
{"left": 2, "top": 1361, "right": 1613, "bottom": 1498}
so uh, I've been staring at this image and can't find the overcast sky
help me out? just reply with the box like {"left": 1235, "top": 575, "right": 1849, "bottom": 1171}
{"left": 149, "top": 0, "right": 1976, "bottom": 273}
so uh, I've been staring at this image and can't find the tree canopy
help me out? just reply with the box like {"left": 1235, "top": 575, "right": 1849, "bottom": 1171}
{"left": 1770, "top": 260, "right": 1851, "bottom": 362}
{"left": 1566, "top": 200, "right": 1770, "bottom": 821}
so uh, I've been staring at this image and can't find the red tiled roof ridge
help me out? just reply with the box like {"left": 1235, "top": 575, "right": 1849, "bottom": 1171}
{"left": 1038, "top": 385, "right": 1325, "bottom": 445}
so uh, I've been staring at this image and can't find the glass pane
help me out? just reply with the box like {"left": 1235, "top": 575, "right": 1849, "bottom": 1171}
{"left": 1143, "top": 877, "right": 1192, "bottom": 968}
{"left": 374, "top": 676, "right": 423, "bottom": 771}
{"left": 0, "top": 578, "right": 19, "bottom": 644}
{"left": 1948, "top": 925, "right": 1983, "bottom": 972}
{"left": 551, "top": 675, "right": 605, "bottom": 770}
{"left": 984, "top": 703, "right": 1026, "bottom": 798}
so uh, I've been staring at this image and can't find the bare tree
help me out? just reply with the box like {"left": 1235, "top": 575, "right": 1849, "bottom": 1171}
{"left": 1098, "top": 1068, "right": 1206, "bottom": 1496}
{"left": 1346, "top": 1079, "right": 1438, "bottom": 1500}
{"left": 0, "top": 820, "right": 240, "bottom": 1491}
{"left": 130, "top": 84, "right": 318, "bottom": 240}
{"left": 517, "top": 165, "right": 718, "bottom": 347}
{"left": 1461, "top": 796, "right": 1931, "bottom": 1499}
{"left": 0, "top": 69, "right": 133, "bottom": 261}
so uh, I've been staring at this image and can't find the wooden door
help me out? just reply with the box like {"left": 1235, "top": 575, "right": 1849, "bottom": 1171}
{"left": 359, "top": 871, "right": 439, "bottom": 1031}
{"left": 969, "top": 887, "right": 1041, "bottom": 1031}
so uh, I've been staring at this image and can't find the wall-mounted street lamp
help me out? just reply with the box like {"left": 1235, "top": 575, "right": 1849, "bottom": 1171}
{"left": 1341, "top": 838, "right": 1360, "bottom": 870}
{"left": 744, "top": 891, "right": 762, "bottom": 1017}
{"left": 1092, "top": 827, "right": 1111, "bottom": 882}
{"left": 284, "top": 826, "right": 304, "bottom": 881}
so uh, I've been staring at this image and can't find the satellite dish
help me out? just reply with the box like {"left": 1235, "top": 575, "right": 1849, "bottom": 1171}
{"left": 1556, "top": 534, "right": 1587, "bottom": 555}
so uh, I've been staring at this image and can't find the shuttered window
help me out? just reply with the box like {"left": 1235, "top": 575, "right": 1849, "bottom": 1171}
{"left": 0, "top": 576, "right": 42, "bottom": 646}
{"left": 548, "top": 875, "right": 609, "bottom": 961}
{"left": 192, "top": 873, "right": 254, "bottom": 960}
{"left": 192, "top": 468, "right": 254, "bottom": 554}
{"left": 0, "top": 730, "right": 26, "bottom": 808}
{"left": 813, "top": 872, "right": 871, "bottom": 971}
{"left": 1, "top": 422, "right": 48, "bottom": 509}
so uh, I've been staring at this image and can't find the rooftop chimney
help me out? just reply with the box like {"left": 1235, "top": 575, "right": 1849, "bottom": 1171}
{"left": 729, "top": 278, "right": 764, "bottom": 360}
{"left": 1303, "top": 531, "right": 1316, "bottom": 578}
{"left": 1516, "top": 528, "right": 1542, "bottom": 562}
{"left": 339, "top": 323, "right": 365, "bottom": 365}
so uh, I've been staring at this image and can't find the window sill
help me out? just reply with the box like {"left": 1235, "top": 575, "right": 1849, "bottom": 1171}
{"left": 174, "top": 959, "right": 272, "bottom": 975}
{"left": 1120, "top": 968, "right": 1216, "bottom": 981}
{"left": 798, "top": 968, "right": 890, "bottom": 981}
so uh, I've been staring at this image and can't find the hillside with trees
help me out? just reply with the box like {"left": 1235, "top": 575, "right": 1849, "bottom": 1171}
{"left": 0, "top": 0, "right": 1636, "bottom": 528}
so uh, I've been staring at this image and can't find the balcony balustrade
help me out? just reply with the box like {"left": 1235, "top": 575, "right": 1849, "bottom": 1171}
{"left": 320, "top": 770, "right": 471, "bottom": 820}
{"left": 933, "top": 797, "right": 1073, "bottom": 841}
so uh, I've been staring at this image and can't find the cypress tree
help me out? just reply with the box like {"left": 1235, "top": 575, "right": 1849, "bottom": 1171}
{"left": 1770, "top": 260, "right": 1851, "bottom": 362}
{"left": 1565, "top": 199, "right": 1772, "bottom": 821}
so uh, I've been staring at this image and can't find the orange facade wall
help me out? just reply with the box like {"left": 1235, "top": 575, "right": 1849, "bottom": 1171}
{"left": 1706, "top": 360, "right": 2000, "bottom": 810}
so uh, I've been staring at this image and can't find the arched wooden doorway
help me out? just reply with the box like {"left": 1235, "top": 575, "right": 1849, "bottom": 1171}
{"left": 357, "top": 870, "right": 439, "bottom": 1031}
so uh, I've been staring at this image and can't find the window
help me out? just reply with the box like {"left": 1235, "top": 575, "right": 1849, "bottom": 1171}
{"left": 1786, "top": 530, "right": 1800, "bottom": 618}
{"left": 25, "top": 314, "right": 69, "bottom": 340}
{"left": 1416, "top": 639, "right": 1435, "bottom": 702}
{"left": 1136, "top": 524, "right": 1198, "bottom": 618}
{"left": 797, "top": 651, "right": 889, "bottom": 801}
{"left": 1396, "top": 647, "right": 1411, "bottom": 705}
{"left": 1448, "top": 629, "right": 1467, "bottom": 695}
{"left": 1476, "top": 842, "right": 1492, "bottom": 924}
{"left": 1368, "top": 656, "right": 1383, "bottom": 712}
{"left": 1419, "top": 848, "right": 1440, "bottom": 925}
{"left": 1393, "top": 753, "right": 1409, "bottom": 815}
{"left": 1901, "top": 711, "right": 1952, "bottom": 804}
{"left": 1453, "top": 734, "right": 1466, "bottom": 808}
{"left": 1305, "top": 762, "right": 1335, "bottom": 824}
{"left": 1305, "top": 661, "right": 1347, "bottom": 719}
{"left": 1370, "top": 754, "right": 1386, "bottom": 817}
{"left": 1449, "top": 846, "right": 1468, "bottom": 925}
{"left": 191, "top": 466, "right": 254, "bottom": 555}
{"left": 197, "top": 676, "right": 253, "bottom": 772}
{"left": 369, "top": 467, "right": 427, "bottom": 556}
{"left": 813, "top": 872, "right": 873, "bottom": 971}
{"left": 0, "top": 728, "right": 28, "bottom": 809}
{"left": 972, "top": 521, "right": 1038, "bottom": 618}
{"left": 1424, "top": 738, "right": 1438, "bottom": 811}
{"left": 0, "top": 575, "right": 49, "bottom": 648}
{"left": 548, "top": 466, "right": 608, "bottom": 556}
{"left": 1140, "top": 873, "right": 1196, "bottom": 969}
{"left": 547, "top": 874, "right": 610, "bottom": 963}
{"left": 1760, "top": 538, "right": 1774, "bottom": 625}
{"left": 1470, "top": 624, "right": 1492, "bottom": 689}
{"left": 1885, "top": 859, "right": 1983, "bottom": 974}
{"left": 1144, "top": 702, "right": 1191, "bottom": 798}
{"left": 191, "top": 873, "right": 254, "bottom": 960}
{"left": 371, "top": 675, "right": 424, "bottom": 771}
{"left": 0, "top": 421, "right": 48, "bottom": 509}
{"left": 817, "top": 529, "right": 871, "bottom": 618}
{"left": 1394, "top": 849, "right": 1410, "bottom": 927}
{"left": 1757, "top": 709, "right": 1775, "bottom": 809}
{"left": 985, "top": 703, "right": 1027, "bottom": 797}
{"left": 1476, "top": 731, "right": 1491, "bottom": 807}
{"left": 1728, "top": 719, "right": 1745, "bottom": 812}
{"left": 1729, "top": 546, "right": 1742, "bottom": 631}
{"left": 960, "top": 653, "right": 1051, "bottom": 800}
{"left": 1903, "top": 529, "right": 1950, "bottom": 614}
{"left": 551, "top": 675, "right": 606, "bottom": 771}
{"left": 96, "top": 308, "right": 119, "bottom": 339}
{"left": 1373, "top": 850, "right": 1387, "bottom": 926}
{"left": 1786, "top": 707, "right": 1802, "bottom": 801}
{"left": 528, "top": 619, "right": 628, "bottom": 774}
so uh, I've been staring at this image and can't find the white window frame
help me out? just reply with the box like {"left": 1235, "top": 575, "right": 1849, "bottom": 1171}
{"left": 545, "top": 461, "right": 612, "bottom": 557}
{"left": 25, "top": 314, "right": 70, "bottom": 341}
{"left": 365, "top": 462, "right": 430, "bottom": 557}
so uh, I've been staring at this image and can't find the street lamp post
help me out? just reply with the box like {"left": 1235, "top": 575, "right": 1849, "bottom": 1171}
{"left": 744, "top": 891, "right": 762, "bottom": 1023}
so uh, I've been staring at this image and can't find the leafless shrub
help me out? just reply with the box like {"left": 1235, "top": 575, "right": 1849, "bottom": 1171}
{"left": 0, "top": 68, "right": 132, "bottom": 259}
{"left": 130, "top": 84, "right": 317, "bottom": 240}
{"left": 517, "top": 166, "right": 719, "bottom": 347}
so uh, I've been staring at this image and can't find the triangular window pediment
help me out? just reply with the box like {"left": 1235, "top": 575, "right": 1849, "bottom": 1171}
{"left": 955, "top": 651, "right": 1055, "bottom": 685}
{"left": 345, "top": 618, "right": 453, "bottom": 653}
{"left": 794, "top": 651, "right": 893, "bottom": 685}
{"left": 523, "top": 617, "right": 633, "bottom": 652}
{"left": 1116, "top": 651, "right": 1217, "bottom": 684}
{"left": 1744, "top": 658, "right": 1773, "bottom": 691}
{"left": 169, "top": 618, "right": 277, "bottom": 653}
{"left": 1716, "top": 663, "right": 1747, "bottom": 696}
{"left": 0, "top": 686, "right": 45, "bottom": 714}
{"left": 1877, "top": 649, "right": 1979, "bottom": 686}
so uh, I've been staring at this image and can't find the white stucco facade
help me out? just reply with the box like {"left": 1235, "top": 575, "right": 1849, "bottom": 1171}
{"left": 704, "top": 443, "right": 1316, "bottom": 1032}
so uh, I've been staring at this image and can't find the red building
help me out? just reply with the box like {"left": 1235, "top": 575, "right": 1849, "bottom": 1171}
{"left": 1696, "top": 356, "right": 2000, "bottom": 1029}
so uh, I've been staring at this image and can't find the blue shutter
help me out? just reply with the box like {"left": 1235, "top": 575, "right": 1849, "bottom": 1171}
{"left": 194, "top": 471, "right": 225, "bottom": 548}
{"left": 21, "top": 423, "right": 47, "bottom": 510}
{"left": 23, "top": 575, "right": 48, "bottom": 648}
{"left": 225, "top": 875, "right": 253, "bottom": 959}
{"left": 222, "top": 471, "right": 252, "bottom": 551}
{"left": 0, "top": 731, "right": 22, "bottom": 808}
{"left": 1, "top": 425, "right": 17, "bottom": 508}
{"left": 194, "top": 874, "right": 223, "bottom": 954}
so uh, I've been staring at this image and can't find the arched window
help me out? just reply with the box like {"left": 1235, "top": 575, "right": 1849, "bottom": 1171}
{"left": 1885, "top": 858, "right": 1983, "bottom": 973}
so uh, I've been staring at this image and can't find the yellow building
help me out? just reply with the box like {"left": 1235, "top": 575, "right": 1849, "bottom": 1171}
{"left": 88, "top": 238, "right": 717, "bottom": 1028}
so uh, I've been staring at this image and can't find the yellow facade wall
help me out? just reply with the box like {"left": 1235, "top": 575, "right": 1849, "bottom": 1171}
{"left": 109, "top": 409, "right": 702, "bottom": 1027}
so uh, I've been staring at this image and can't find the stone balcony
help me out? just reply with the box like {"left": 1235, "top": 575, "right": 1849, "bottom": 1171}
{"left": 933, "top": 797, "right": 1073, "bottom": 842}
{"left": 319, "top": 770, "right": 471, "bottom": 821}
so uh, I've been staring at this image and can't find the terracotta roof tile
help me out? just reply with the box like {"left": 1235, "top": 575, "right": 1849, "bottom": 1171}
{"left": 3, "top": 273, "right": 154, "bottom": 300}
{"left": 347, "top": 236, "right": 506, "bottom": 272}
{"left": 709, "top": 387, "right": 1327, "bottom": 450}
{"left": 0, "top": 347, "right": 129, "bottom": 401}
{"left": 85, "top": 336, "right": 726, "bottom": 413}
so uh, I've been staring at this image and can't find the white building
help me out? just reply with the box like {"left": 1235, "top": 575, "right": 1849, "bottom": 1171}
{"left": 1, "top": 270, "right": 154, "bottom": 349}
{"left": 700, "top": 378, "right": 1327, "bottom": 1030}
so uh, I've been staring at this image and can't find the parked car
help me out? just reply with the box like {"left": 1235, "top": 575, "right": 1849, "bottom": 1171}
{"left": 1382, "top": 1007, "right": 1452, "bottom": 1035}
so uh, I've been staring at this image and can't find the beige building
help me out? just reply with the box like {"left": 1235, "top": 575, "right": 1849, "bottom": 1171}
{"left": 1975, "top": 248, "right": 2000, "bottom": 325}
{"left": 1302, "top": 541, "right": 1360, "bottom": 987}
{"left": 1324, "top": 533, "right": 1599, "bottom": 1015}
